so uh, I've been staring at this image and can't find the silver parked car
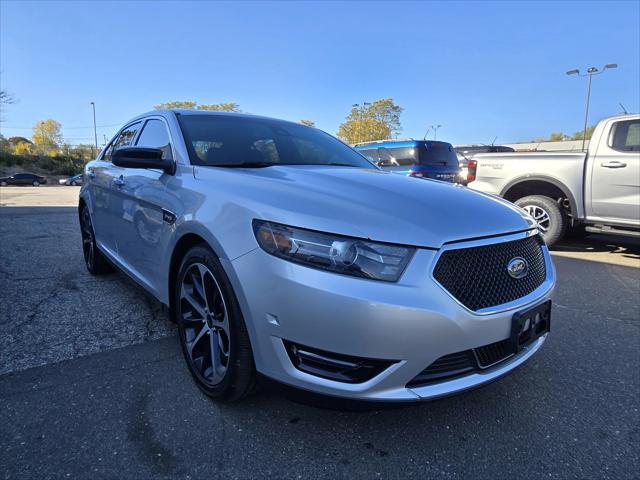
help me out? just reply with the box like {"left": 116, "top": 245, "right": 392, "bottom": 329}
{"left": 79, "top": 110, "right": 555, "bottom": 402}
{"left": 59, "top": 174, "right": 83, "bottom": 186}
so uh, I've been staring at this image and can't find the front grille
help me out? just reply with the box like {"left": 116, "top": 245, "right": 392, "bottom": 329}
{"left": 433, "top": 235, "right": 546, "bottom": 311}
{"left": 408, "top": 339, "right": 515, "bottom": 387}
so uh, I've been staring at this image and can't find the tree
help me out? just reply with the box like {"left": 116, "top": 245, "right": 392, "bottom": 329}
{"left": 337, "top": 98, "right": 403, "bottom": 144}
{"left": 572, "top": 125, "right": 596, "bottom": 141}
{"left": 14, "top": 141, "right": 31, "bottom": 155}
{"left": 154, "top": 101, "right": 241, "bottom": 112}
{"left": 32, "top": 119, "right": 62, "bottom": 155}
{"left": 0, "top": 90, "right": 13, "bottom": 105}
{"left": 197, "top": 103, "right": 240, "bottom": 112}
{"left": 154, "top": 101, "right": 197, "bottom": 110}
{"left": 298, "top": 119, "right": 316, "bottom": 127}
{"left": 548, "top": 132, "right": 568, "bottom": 142}
{"left": 0, "top": 89, "right": 15, "bottom": 123}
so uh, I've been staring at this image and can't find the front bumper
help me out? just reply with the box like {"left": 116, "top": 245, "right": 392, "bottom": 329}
{"left": 226, "top": 230, "right": 555, "bottom": 402}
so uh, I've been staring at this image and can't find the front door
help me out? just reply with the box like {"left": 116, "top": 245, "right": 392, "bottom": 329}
{"left": 115, "top": 118, "right": 175, "bottom": 296}
{"left": 590, "top": 118, "right": 640, "bottom": 223}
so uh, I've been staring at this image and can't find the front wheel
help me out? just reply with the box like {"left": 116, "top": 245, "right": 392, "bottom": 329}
{"left": 0, "top": 181, "right": 7, "bottom": 186}
{"left": 32, "top": 181, "right": 40, "bottom": 186}
{"left": 175, "top": 245, "right": 256, "bottom": 402}
{"left": 80, "top": 206, "right": 113, "bottom": 274}
{"left": 515, "top": 195, "right": 567, "bottom": 247}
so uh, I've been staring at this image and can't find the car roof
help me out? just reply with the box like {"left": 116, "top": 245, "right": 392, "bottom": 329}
{"left": 128, "top": 109, "right": 303, "bottom": 128}
{"left": 355, "top": 140, "right": 452, "bottom": 149}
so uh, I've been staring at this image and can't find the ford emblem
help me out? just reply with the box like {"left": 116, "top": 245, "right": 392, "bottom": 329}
{"left": 507, "top": 257, "right": 529, "bottom": 279}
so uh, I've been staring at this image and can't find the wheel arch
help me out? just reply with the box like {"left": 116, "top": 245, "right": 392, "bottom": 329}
{"left": 167, "top": 232, "right": 211, "bottom": 320}
{"left": 500, "top": 176, "right": 578, "bottom": 220}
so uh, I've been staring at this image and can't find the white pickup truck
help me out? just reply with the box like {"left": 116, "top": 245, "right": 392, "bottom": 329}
{"left": 468, "top": 114, "right": 640, "bottom": 246}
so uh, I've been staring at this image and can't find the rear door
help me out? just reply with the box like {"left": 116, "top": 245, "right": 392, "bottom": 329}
{"left": 590, "top": 118, "right": 640, "bottom": 222}
{"left": 115, "top": 118, "right": 175, "bottom": 294}
{"left": 89, "top": 121, "right": 142, "bottom": 256}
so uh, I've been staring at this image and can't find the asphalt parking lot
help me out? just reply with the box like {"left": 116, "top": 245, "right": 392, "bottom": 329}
{"left": 1, "top": 187, "right": 639, "bottom": 479}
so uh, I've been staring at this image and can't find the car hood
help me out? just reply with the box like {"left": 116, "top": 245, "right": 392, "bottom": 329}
{"left": 195, "top": 165, "right": 535, "bottom": 249}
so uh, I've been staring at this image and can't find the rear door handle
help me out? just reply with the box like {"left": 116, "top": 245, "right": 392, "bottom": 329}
{"left": 601, "top": 161, "right": 627, "bottom": 168}
{"left": 113, "top": 176, "right": 125, "bottom": 187}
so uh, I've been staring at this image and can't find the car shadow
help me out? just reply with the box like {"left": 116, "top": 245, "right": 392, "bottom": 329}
{"left": 552, "top": 233, "right": 640, "bottom": 266}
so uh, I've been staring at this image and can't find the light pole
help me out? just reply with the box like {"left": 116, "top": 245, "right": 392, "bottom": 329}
{"left": 90, "top": 102, "right": 98, "bottom": 152}
{"left": 431, "top": 124, "right": 442, "bottom": 140}
{"left": 566, "top": 63, "right": 617, "bottom": 151}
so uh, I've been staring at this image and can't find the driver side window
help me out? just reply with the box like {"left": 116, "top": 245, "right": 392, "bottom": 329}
{"left": 102, "top": 122, "right": 142, "bottom": 161}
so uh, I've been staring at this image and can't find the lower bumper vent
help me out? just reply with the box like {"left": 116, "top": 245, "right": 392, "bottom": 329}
{"left": 284, "top": 341, "right": 394, "bottom": 384}
{"left": 408, "top": 338, "right": 520, "bottom": 388}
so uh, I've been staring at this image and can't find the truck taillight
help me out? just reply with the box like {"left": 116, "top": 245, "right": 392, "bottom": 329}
{"left": 467, "top": 160, "right": 477, "bottom": 183}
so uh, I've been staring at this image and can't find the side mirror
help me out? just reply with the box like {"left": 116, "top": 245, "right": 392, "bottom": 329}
{"left": 112, "top": 147, "right": 175, "bottom": 174}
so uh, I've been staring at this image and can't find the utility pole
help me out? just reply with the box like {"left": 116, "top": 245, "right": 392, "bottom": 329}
{"left": 566, "top": 64, "right": 617, "bottom": 151}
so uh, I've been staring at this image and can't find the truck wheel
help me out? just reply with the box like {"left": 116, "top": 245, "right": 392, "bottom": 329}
{"left": 515, "top": 195, "right": 567, "bottom": 247}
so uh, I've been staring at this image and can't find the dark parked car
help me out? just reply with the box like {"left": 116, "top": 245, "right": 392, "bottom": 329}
{"left": 0, "top": 172, "right": 47, "bottom": 186}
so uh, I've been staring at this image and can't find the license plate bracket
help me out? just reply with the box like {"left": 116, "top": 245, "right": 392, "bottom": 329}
{"left": 510, "top": 300, "right": 551, "bottom": 353}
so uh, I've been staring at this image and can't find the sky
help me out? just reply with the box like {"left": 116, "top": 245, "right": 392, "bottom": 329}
{"left": 1, "top": 0, "right": 639, "bottom": 146}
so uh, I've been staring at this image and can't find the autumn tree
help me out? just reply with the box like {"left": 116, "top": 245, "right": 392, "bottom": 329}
{"left": 198, "top": 103, "right": 240, "bottom": 112}
{"left": 572, "top": 125, "right": 596, "bottom": 140}
{"left": 298, "top": 119, "right": 316, "bottom": 127}
{"left": 154, "top": 101, "right": 197, "bottom": 110}
{"left": 154, "top": 101, "right": 240, "bottom": 112}
{"left": 32, "top": 119, "right": 63, "bottom": 155}
{"left": 337, "top": 98, "right": 403, "bottom": 144}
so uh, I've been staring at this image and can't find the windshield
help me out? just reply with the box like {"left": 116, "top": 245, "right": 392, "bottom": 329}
{"left": 418, "top": 141, "right": 459, "bottom": 167}
{"left": 178, "top": 114, "right": 375, "bottom": 169}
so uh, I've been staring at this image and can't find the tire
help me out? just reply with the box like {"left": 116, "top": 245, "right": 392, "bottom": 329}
{"left": 71, "top": 181, "right": 77, "bottom": 186}
{"left": 515, "top": 195, "right": 567, "bottom": 247}
{"left": 80, "top": 206, "right": 113, "bottom": 274}
{"left": 32, "top": 181, "right": 40, "bottom": 186}
{"left": 175, "top": 244, "right": 256, "bottom": 402}
{"left": 0, "top": 181, "right": 7, "bottom": 186}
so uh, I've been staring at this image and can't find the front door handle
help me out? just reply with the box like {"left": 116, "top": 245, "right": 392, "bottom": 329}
{"left": 601, "top": 161, "right": 627, "bottom": 168}
{"left": 113, "top": 176, "right": 125, "bottom": 187}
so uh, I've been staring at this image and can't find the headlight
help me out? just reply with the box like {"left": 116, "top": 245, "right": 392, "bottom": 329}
{"left": 253, "top": 220, "right": 414, "bottom": 282}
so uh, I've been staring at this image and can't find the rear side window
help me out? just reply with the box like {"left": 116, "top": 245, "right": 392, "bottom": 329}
{"left": 136, "top": 119, "right": 173, "bottom": 159}
{"left": 357, "top": 148, "right": 378, "bottom": 163}
{"left": 610, "top": 119, "right": 640, "bottom": 152}
{"left": 386, "top": 147, "right": 417, "bottom": 166}
{"left": 418, "top": 142, "right": 459, "bottom": 166}
{"left": 103, "top": 122, "right": 142, "bottom": 161}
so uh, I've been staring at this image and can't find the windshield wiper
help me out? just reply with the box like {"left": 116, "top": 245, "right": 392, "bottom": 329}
{"left": 327, "top": 162, "right": 359, "bottom": 167}
{"left": 215, "top": 162, "right": 275, "bottom": 168}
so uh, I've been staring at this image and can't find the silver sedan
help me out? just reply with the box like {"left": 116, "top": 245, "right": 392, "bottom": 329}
{"left": 79, "top": 110, "right": 555, "bottom": 402}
